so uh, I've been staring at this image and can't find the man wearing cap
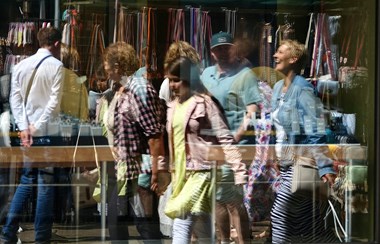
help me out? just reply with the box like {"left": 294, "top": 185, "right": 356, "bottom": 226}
{"left": 201, "top": 32, "right": 262, "bottom": 243}
{"left": 202, "top": 32, "right": 262, "bottom": 142}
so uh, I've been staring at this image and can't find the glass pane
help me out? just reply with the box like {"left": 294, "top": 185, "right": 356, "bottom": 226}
{"left": 0, "top": 0, "right": 376, "bottom": 243}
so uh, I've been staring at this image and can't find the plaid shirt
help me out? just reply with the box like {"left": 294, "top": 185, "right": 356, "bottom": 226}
{"left": 113, "top": 76, "right": 165, "bottom": 180}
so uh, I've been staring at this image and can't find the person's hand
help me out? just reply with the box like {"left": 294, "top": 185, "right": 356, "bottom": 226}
{"left": 242, "top": 113, "right": 251, "bottom": 131}
{"left": 150, "top": 172, "right": 159, "bottom": 193}
{"left": 272, "top": 161, "right": 280, "bottom": 175}
{"left": 158, "top": 171, "right": 171, "bottom": 194}
{"left": 234, "top": 183, "right": 246, "bottom": 196}
{"left": 151, "top": 171, "right": 171, "bottom": 195}
{"left": 20, "top": 129, "right": 32, "bottom": 147}
{"left": 28, "top": 124, "right": 36, "bottom": 136}
{"left": 321, "top": 173, "right": 337, "bottom": 187}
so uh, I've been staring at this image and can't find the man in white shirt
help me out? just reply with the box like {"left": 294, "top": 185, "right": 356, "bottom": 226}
{"left": 1, "top": 27, "right": 64, "bottom": 244}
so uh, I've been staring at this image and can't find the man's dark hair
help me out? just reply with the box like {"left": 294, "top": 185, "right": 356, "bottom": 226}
{"left": 37, "top": 27, "right": 62, "bottom": 47}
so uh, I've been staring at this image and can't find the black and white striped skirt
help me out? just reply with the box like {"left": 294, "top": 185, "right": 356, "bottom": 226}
{"left": 270, "top": 166, "right": 338, "bottom": 243}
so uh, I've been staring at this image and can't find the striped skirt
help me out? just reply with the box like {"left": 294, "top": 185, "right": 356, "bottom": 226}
{"left": 271, "top": 166, "right": 338, "bottom": 243}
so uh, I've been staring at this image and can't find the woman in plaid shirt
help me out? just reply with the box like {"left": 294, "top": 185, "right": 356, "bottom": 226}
{"left": 102, "top": 42, "right": 168, "bottom": 241}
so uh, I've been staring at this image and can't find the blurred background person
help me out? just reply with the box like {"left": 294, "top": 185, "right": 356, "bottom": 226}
{"left": 60, "top": 43, "right": 88, "bottom": 121}
{"left": 53, "top": 43, "right": 90, "bottom": 224}
{"left": 234, "top": 36, "right": 281, "bottom": 236}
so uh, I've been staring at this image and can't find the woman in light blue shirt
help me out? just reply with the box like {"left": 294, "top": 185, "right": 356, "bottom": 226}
{"left": 270, "top": 39, "right": 337, "bottom": 243}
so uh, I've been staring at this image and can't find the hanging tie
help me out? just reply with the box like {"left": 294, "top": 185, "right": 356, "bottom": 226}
{"left": 353, "top": 15, "right": 367, "bottom": 69}
{"left": 322, "top": 14, "right": 336, "bottom": 80}
{"left": 113, "top": 0, "right": 119, "bottom": 43}
{"left": 146, "top": 7, "right": 152, "bottom": 75}
{"left": 136, "top": 12, "right": 142, "bottom": 56}
{"left": 301, "top": 13, "right": 314, "bottom": 76}
{"left": 203, "top": 11, "right": 213, "bottom": 67}
{"left": 139, "top": 7, "right": 147, "bottom": 67}
{"left": 166, "top": 8, "right": 174, "bottom": 50}
{"left": 151, "top": 9, "right": 157, "bottom": 73}
{"left": 315, "top": 14, "right": 325, "bottom": 78}
{"left": 340, "top": 16, "right": 354, "bottom": 66}
{"left": 310, "top": 14, "right": 322, "bottom": 78}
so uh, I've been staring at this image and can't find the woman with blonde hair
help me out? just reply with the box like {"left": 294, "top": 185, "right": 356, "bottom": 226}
{"left": 60, "top": 43, "right": 88, "bottom": 121}
{"left": 270, "top": 39, "right": 337, "bottom": 243}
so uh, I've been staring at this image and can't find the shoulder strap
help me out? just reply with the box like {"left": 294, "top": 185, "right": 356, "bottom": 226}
{"left": 24, "top": 55, "right": 52, "bottom": 105}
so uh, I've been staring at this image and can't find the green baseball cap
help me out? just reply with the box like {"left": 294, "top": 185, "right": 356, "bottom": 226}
{"left": 210, "top": 32, "right": 234, "bottom": 49}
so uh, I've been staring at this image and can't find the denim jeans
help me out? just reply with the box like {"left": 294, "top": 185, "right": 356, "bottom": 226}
{"left": 2, "top": 166, "right": 55, "bottom": 242}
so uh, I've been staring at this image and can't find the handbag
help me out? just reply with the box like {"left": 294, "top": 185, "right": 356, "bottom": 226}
{"left": 158, "top": 183, "right": 173, "bottom": 237}
{"left": 338, "top": 15, "right": 367, "bottom": 89}
{"left": 70, "top": 168, "right": 99, "bottom": 208}
{"left": 164, "top": 171, "right": 212, "bottom": 219}
{"left": 317, "top": 74, "right": 339, "bottom": 96}
{"left": 317, "top": 74, "right": 339, "bottom": 109}
{"left": 291, "top": 156, "right": 329, "bottom": 198}
{"left": 338, "top": 66, "right": 367, "bottom": 89}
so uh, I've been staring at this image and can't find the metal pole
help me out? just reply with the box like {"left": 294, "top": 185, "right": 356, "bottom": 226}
{"left": 54, "top": 0, "right": 60, "bottom": 28}
{"left": 101, "top": 161, "right": 107, "bottom": 241}
{"left": 113, "top": 0, "right": 118, "bottom": 43}
{"left": 39, "top": 0, "right": 46, "bottom": 19}
{"left": 211, "top": 161, "right": 216, "bottom": 243}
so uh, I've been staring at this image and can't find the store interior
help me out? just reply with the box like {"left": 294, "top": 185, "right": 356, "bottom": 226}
{"left": 0, "top": 0, "right": 376, "bottom": 243}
